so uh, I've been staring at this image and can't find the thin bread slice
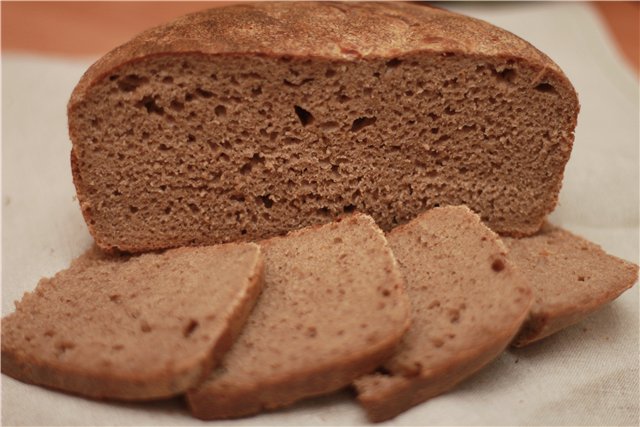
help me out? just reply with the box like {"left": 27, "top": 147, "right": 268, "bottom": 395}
{"left": 187, "top": 213, "right": 410, "bottom": 419}
{"left": 504, "top": 224, "right": 639, "bottom": 347}
{"left": 1, "top": 243, "right": 264, "bottom": 400}
{"left": 354, "top": 206, "right": 532, "bottom": 422}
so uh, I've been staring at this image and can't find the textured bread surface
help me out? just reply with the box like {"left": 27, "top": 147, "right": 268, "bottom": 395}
{"left": 68, "top": 1, "right": 579, "bottom": 253}
{"left": 504, "top": 224, "right": 638, "bottom": 347}
{"left": 1, "top": 243, "right": 264, "bottom": 400}
{"left": 186, "top": 213, "right": 410, "bottom": 419}
{"left": 354, "top": 206, "right": 532, "bottom": 422}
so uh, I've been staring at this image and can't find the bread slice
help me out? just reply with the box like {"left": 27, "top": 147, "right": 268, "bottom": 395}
{"left": 1, "top": 243, "right": 264, "bottom": 400}
{"left": 504, "top": 224, "right": 639, "bottom": 347}
{"left": 186, "top": 213, "right": 410, "bottom": 419}
{"left": 354, "top": 206, "right": 532, "bottom": 422}
{"left": 68, "top": 2, "right": 579, "bottom": 253}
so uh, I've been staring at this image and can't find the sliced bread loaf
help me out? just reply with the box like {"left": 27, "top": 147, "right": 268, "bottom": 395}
{"left": 68, "top": 1, "right": 579, "bottom": 253}
{"left": 1, "top": 243, "right": 264, "bottom": 400}
{"left": 504, "top": 224, "right": 639, "bottom": 347}
{"left": 354, "top": 206, "right": 532, "bottom": 422}
{"left": 186, "top": 213, "right": 410, "bottom": 419}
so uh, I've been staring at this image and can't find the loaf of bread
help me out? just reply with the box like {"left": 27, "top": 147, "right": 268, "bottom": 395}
{"left": 504, "top": 224, "right": 638, "bottom": 347}
{"left": 1, "top": 243, "right": 264, "bottom": 400}
{"left": 68, "top": 1, "right": 579, "bottom": 253}
{"left": 354, "top": 206, "right": 532, "bottom": 422}
{"left": 187, "top": 213, "right": 410, "bottom": 419}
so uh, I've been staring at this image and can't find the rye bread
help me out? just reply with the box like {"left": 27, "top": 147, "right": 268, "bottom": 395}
{"left": 1, "top": 243, "right": 264, "bottom": 400}
{"left": 504, "top": 224, "right": 639, "bottom": 347}
{"left": 354, "top": 206, "right": 532, "bottom": 422}
{"left": 186, "top": 213, "right": 410, "bottom": 419}
{"left": 68, "top": 1, "right": 579, "bottom": 253}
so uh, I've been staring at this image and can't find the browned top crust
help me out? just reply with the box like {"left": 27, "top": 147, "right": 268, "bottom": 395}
{"left": 69, "top": 1, "right": 566, "bottom": 111}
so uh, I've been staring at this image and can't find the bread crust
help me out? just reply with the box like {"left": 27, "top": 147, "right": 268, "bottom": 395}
{"left": 1, "top": 244, "right": 265, "bottom": 400}
{"left": 67, "top": 2, "right": 572, "bottom": 109}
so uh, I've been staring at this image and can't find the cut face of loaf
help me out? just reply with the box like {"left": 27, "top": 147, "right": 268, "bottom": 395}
{"left": 354, "top": 206, "right": 532, "bottom": 422}
{"left": 504, "top": 224, "right": 639, "bottom": 347}
{"left": 68, "top": 2, "right": 579, "bottom": 253}
{"left": 1, "top": 243, "right": 264, "bottom": 400}
{"left": 187, "top": 213, "right": 410, "bottom": 419}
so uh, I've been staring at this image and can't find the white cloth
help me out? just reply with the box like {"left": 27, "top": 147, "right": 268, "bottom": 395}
{"left": 2, "top": 3, "right": 638, "bottom": 426}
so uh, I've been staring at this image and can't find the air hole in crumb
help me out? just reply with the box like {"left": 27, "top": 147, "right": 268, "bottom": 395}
{"left": 170, "top": 100, "right": 184, "bottom": 111}
{"left": 320, "top": 121, "right": 339, "bottom": 132}
{"left": 55, "top": 341, "right": 75, "bottom": 354}
{"left": 117, "top": 74, "right": 148, "bottom": 92}
{"left": 294, "top": 105, "right": 314, "bottom": 126}
{"left": 381, "top": 289, "right": 391, "bottom": 297}
{"left": 159, "top": 143, "right": 170, "bottom": 151}
{"left": 183, "top": 319, "right": 199, "bottom": 337}
{"left": 185, "top": 93, "right": 195, "bottom": 102}
{"left": 259, "top": 195, "right": 274, "bottom": 208}
{"left": 343, "top": 204, "right": 356, "bottom": 213}
{"left": 578, "top": 276, "right": 585, "bottom": 282}
{"left": 188, "top": 203, "right": 200, "bottom": 213}
{"left": 428, "top": 300, "right": 441, "bottom": 309}
{"left": 334, "top": 236, "right": 343, "bottom": 244}
{"left": 140, "top": 321, "right": 151, "bottom": 333}
{"left": 162, "top": 76, "right": 173, "bottom": 84}
{"left": 386, "top": 58, "right": 402, "bottom": 68}
{"left": 492, "top": 259, "right": 505, "bottom": 272}
{"left": 109, "top": 75, "right": 119, "bottom": 81}
{"left": 431, "top": 338, "right": 444, "bottom": 348}
{"left": 448, "top": 309, "right": 460, "bottom": 323}
{"left": 338, "top": 94, "right": 351, "bottom": 103}
{"left": 495, "top": 68, "right": 516, "bottom": 83}
{"left": 215, "top": 105, "right": 226, "bottom": 117}
{"left": 164, "top": 206, "right": 171, "bottom": 214}
{"left": 187, "top": 134, "right": 196, "bottom": 143}
{"left": 136, "top": 96, "right": 164, "bottom": 115}
{"left": 252, "top": 86, "right": 262, "bottom": 96}
{"left": 196, "top": 87, "right": 214, "bottom": 98}
{"left": 129, "top": 206, "right": 139, "bottom": 213}
{"left": 535, "top": 82, "right": 556, "bottom": 94}
{"left": 350, "top": 116, "right": 376, "bottom": 132}
{"left": 109, "top": 294, "right": 121, "bottom": 303}
{"left": 318, "top": 207, "right": 331, "bottom": 216}
{"left": 241, "top": 229, "right": 247, "bottom": 235}
{"left": 325, "top": 68, "right": 336, "bottom": 77}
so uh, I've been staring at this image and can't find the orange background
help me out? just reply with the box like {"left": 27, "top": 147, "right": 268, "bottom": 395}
{"left": 1, "top": 2, "right": 639, "bottom": 76}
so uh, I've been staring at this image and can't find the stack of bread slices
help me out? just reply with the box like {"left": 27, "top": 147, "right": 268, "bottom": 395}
{"left": 3, "top": 206, "right": 636, "bottom": 422}
{"left": 3, "top": 1, "right": 638, "bottom": 423}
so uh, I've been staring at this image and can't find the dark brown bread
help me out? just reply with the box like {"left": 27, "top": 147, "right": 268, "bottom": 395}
{"left": 68, "top": 1, "right": 579, "bottom": 253}
{"left": 187, "top": 213, "right": 410, "bottom": 419}
{"left": 504, "top": 224, "right": 638, "bottom": 347}
{"left": 1, "top": 243, "right": 264, "bottom": 400}
{"left": 354, "top": 206, "right": 532, "bottom": 422}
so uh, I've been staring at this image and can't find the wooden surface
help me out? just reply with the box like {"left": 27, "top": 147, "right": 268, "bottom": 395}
{"left": 1, "top": 2, "right": 639, "bottom": 76}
